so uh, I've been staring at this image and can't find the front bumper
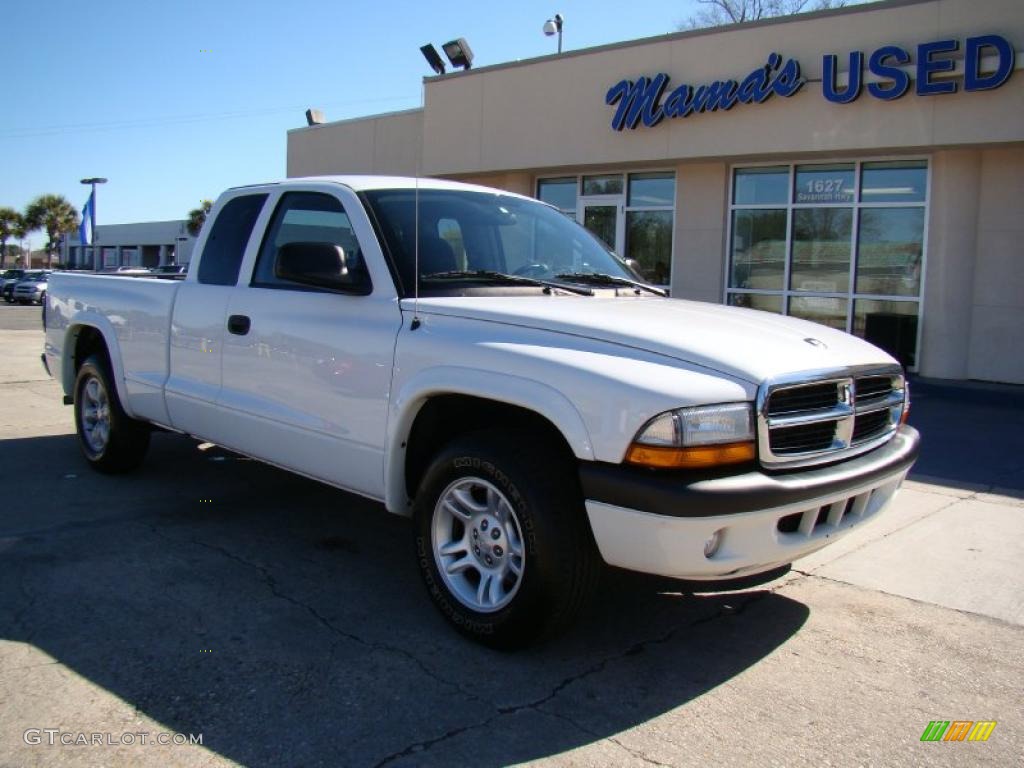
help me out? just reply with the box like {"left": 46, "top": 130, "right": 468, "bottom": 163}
{"left": 580, "top": 425, "right": 919, "bottom": 580}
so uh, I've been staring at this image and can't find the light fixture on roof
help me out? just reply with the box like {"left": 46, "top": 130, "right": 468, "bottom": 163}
{"left": 442, "top": 38, "right": 474, "bottom": 70}
{"left": 305, "top": 108, "right": 325, "bottom": 126}
{"left": 543, "top": 13, "right": 564, "bottom": 54}
{"left": 420, "top": 44, "right": 446, "bottom": 75}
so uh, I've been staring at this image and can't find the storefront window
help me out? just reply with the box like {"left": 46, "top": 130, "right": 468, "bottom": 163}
{"left": 860, "top": 161, "right": 927, "bottom": 203}
{"left": 733, "top": 166, "right": 788, "bottom": 205}
{"left": 582, "top": 174, "right": 623, "bottom": 196}
{"left": 537, "top": 177, "right": 576, "bottom": 214}
{"left": 628, "top": 173, "right": 675, "bottom": 207}
{"left": 789, "top": 295, "right": 849, "bottom": 331}
{"left": 584, "top": 205, "right": 617, "bottom": 250}
{"left": 790, "top": 208, "right": 853, "bottom": 293}
{"left": 540, "top": 171, "right": 675, "bottom": 287}
{"left": 727, "top": 159, "right": 927, "bottom": 369}
{"left": 626, "top": 210, "right": 672, "bottom": 285}
{"left": 728, "top": 293, "right": 783, "bottom": 313}
{"left": 853, "top": 299, "right": 919, "bottom": 367}
{"left": 794, "top": 164, "right": 855, "bottom": 204}
{"left": 730, "top": 209, "right": 786, "bottom": 290}
{"left": 855, "top": 208, "right": 924, "bottom": 296}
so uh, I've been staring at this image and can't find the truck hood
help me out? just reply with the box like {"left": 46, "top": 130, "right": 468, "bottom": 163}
{"left": 407, "top": 296, "right": 898, "bottom": 384}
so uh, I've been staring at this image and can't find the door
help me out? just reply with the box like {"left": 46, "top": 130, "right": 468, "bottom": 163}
{"left": 218, "top": 188, "right": 402, "bottom": 499}
{"left": 577, "top": 195, "right": 624, "bottom": 256}
{"left": 165, "top": 192, "right": 268, "bottom": 439}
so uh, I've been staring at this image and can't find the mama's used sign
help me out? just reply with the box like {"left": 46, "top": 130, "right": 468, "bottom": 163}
{"left": 606, "top": 35, "right": 1015, "bottom": 131}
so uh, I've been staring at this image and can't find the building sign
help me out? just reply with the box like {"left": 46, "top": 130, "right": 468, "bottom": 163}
{"left": 606, "top": 34, "right": 1015, "bottom": 131}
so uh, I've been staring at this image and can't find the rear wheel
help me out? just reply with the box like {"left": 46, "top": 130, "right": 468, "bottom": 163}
{"left": 413, "top": 431, "right": 598, "bottom": 649}
{"left": 74, "top": 354, "right": 150, "bottom": 473}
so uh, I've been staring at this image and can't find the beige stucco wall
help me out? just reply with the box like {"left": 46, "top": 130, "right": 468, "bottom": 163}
{"left": 287, "top": 109, "right": 424, "bottom": 178}
{"left": 967, "top": 148, "right": 1024, "bottom": 383}
{"left": 418, "top": 0, "right": 1024, "bottom": 176}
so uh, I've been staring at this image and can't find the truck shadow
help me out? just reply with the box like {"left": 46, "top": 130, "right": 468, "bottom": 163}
{"left": 0, "top": 432, "right": 809, "bottom": 767}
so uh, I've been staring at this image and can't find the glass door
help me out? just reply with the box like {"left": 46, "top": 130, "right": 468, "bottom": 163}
{"left": 577, "top": 196, "right": 624, "bottom": 257}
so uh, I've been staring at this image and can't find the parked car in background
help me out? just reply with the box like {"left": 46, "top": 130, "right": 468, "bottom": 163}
{"left": 13, "top": 270, "right": 49, "bottom": 305}
{"left": 1, "top": 269, "right": 27, "bottom": 303}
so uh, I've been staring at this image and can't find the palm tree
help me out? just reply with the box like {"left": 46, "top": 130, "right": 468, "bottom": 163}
{"left": 187, "top": 200, "right": 214, "bottom": 237}
{"left": 0, "top": 207, "right": 22, "bottom": 269}
{"left": 24, "top": 194, "right": 80, "bottom": 269}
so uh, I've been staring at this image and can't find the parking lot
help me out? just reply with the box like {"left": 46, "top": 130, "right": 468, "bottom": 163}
{"left": 1, "top": 302, "right": 1022, "bottom": 768}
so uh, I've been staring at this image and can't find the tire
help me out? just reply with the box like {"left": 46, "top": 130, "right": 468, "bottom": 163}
{"left": 413, "top": 431, "right": 599, "bottom": 649}
{"left": 73, "top": 354, "right": 150, "bottom": 473}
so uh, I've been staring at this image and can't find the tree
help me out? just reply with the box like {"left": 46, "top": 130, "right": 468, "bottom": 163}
{"left": 679, "top": 0, "right": 851, "bottom": 29}
{"left": 187, "top": 199, "right": 213, "bottom": 237}
{"left": 24, "top": 194, "right": 80, "bottom": 269}
{"left": 0, "top": 207, "right": 22, "bottom": 269}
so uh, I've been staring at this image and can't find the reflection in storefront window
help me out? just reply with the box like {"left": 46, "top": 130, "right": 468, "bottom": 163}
{"left": 730, "top": 209, "right": 787, "bottom": 290}
{"left": 734, "top": 166, "right": 788, "bottom": 205}
{"left": 628, "top": 173, "right": 675, "bottom": 206}
{"left": 790, "top": 208, "right": 853, "bottom": 293}
{"left": 584, "top": 205, "right": 617, "bottom": 251}
{"left": 789, "top": 295, "right": 849, "bottom": 331}
{"left": 860, "top": 161, "right": 927, "bottom": 203}
{"left": 582, "top": 174, "right": 624, "bottom": 196}
{"left": 626, "top": 210, "right": 672, "bottom": 285}
{"left": 537, "top": 177, "right": 577, "bottom": 213}
{"left": 728, "top": 293, "right": 783, "bottom": 313}
{"left": 855, "top": 208, "right": 924, "bottom": 296}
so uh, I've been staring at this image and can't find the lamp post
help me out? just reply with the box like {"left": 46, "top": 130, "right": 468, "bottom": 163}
{"left": 80, "top": 177, "right": 107, "bottom": 269}
{"left": 543, "top": 13, "right": 564, "bottom": 54}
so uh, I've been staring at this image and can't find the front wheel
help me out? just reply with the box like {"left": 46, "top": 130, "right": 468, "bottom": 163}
{"left": 413, "top": 432, "right": 598, "bottom": 649}
{"left": 74, "top": 355, "right": 150, "bottom": 473}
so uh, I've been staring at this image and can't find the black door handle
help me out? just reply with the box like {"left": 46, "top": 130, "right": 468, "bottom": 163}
{"left": 227, "top": 314, "right": 251, "bottom": 335}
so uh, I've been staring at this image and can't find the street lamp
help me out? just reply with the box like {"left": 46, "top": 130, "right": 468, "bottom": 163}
{"left": 80, "top": 177, "right": 107, "bottom": 269}
{"left": 543, "top": 13, "right": 564, "bottom": 54}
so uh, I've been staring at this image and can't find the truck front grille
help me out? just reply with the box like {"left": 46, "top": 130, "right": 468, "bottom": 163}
{"left": 758, "top": 367, "right": 905, "bottom": 469}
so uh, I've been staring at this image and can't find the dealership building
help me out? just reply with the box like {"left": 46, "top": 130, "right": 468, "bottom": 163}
{"left": 61, "top": 220, "right": 195, "bottom": 270}
{"left": 287, "top": 0, "right": 1024, "bottom": 384}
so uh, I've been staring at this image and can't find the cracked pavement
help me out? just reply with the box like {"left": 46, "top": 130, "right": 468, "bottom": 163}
{"left": 1, "top": 308, "right": 1022, "bottom": 767}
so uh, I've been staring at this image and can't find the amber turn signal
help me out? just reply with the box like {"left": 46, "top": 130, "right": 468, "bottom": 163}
{"left": 625, "top": 441, "right": 756, "bottom": 469}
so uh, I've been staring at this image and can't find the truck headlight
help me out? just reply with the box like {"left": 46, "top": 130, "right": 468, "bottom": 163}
{"left": 625, "top": 403, "right": 756, "bottom": 469}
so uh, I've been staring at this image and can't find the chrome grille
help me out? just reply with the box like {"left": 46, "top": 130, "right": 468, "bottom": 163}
{"left": 758, "top": 366, "right": 905, "bottom": 468}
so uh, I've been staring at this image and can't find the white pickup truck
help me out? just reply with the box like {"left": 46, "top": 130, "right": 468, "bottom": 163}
{"left": 43, "top": 176, "right": 919, "bottom": 647}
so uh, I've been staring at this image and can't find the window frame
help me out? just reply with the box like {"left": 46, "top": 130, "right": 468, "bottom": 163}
{"left": 724, "top": 157, "right": 930, "bottom": 371}
{"left": 250, "top": 190, "right": 372, "bottom": 295}
{"left": 197, "top": 193, "right": 268, "bottom": 287}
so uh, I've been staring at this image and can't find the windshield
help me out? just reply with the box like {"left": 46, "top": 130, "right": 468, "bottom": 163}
{"left": 3, "top": 270, "right": 23, "bottom": 279}
{"left": 23, "top": 273, "right": 45, "bottom": 282}
{"left": 361, "top": 188, "right": 643, "bottom": 297}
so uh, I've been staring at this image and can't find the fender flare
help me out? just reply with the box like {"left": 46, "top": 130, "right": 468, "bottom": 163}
{"left": 62, "top": 315, "right": 135, "bottom": 419}
{"left": 383, "top": 366, "right": 595, "bottom": 515}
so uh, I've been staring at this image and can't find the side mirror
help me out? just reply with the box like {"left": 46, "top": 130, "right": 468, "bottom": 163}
{"left": 275, "top": 241, "right": 370, "bottom": 294}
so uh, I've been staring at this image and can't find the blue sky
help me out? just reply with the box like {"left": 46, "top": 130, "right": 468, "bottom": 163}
{"left": 0, "top": 0, "right": 703, "bottom": 239}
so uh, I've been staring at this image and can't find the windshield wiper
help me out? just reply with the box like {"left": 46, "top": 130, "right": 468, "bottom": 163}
{"left": 555, "top": 272, "right": 667, "bottom": 297}
{"left": 422, "top": 270, "right": 593, "bottom": 296}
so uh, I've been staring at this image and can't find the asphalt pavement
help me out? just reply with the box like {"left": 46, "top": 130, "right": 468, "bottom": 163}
{"left": 0, "top": 303, "right": 1021, "bottom": 768}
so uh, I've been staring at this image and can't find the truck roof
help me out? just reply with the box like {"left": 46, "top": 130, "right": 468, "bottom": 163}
{"left": 228, "top": 175, "right": 529, "bottom": 198}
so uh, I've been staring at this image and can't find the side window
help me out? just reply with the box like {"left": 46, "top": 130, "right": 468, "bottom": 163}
{"left": 197, "top": 194, "right": 267, "bottom": 286}
{"left": 253, "top": 192, "right": 367, "bottom": 290}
